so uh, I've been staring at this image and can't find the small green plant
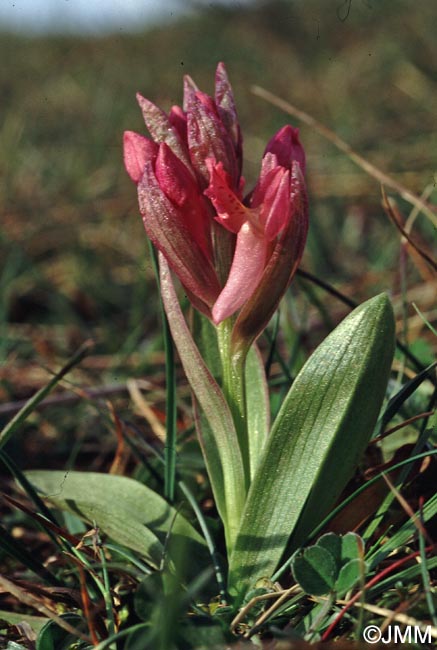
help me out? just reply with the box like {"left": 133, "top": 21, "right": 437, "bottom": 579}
{"left": 292, "top": 532, "right": 364, "bottom": 597}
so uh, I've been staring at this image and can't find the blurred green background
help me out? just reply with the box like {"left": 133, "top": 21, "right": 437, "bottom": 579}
{"left": 1, "top": 0, "right": 436, "bottom": 466}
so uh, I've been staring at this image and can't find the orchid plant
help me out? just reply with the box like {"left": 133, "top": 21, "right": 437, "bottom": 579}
{"left": 122, "top": 63, "right": 395, "bottom": 602}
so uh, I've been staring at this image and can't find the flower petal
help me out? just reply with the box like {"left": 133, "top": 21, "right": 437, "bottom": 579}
{"left": 232, "top": 162, "right": 309, "bottom": 348}
{"left": 168, "top": 105, "right": 188, "bottom": 145}
{"left": 187, "top": 91, "right": 239, "bottom": 188}
{"left": 123, "top": 131, "right": 158, "bottom": 183}
{"left": 262, "top": 168, "right": 291, "bottom": 240}
{"left": 212, "top": 222, "right": 268, "bottom": 324}
{"left": 155, "top": 143, "right": 211, "bottom": 257}
{"left": 265, "top": 125, "right": 306, "bottom": 174}
{"left": 136, "top": 93, "right": 192, "bottom": 170}
{"left": 183, "top": 74, "right": 198, "bottom": 111}
{"left": 215, "top": 62, "right": 242, "bottom": 175}
{"left": 138, "top": 162, "right": 220, "bottom": 307}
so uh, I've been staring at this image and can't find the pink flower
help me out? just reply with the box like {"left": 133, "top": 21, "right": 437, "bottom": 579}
{"left": 123, "top": 63, "right": 308, "bottom": 339}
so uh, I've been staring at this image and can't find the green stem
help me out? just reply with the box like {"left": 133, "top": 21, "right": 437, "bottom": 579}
{"left": 149, "top": 242, "right": 177, "bottom": 502}
{"left": 217, "top": 319, "right": 250, "bottom": 489}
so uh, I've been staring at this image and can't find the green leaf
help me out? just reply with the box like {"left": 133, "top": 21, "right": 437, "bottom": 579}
{"left": 245, "top": 345, "right": 270, "bottom": 479}
{"left": 336, "top": 558, "right": 362, "bottom": 594}
{"left": 374, "top": 360, "right": 437, "bottom": 437}
{"left": 192, "top": 311, "right": 269, "bottom": 481}
{"left": 316, "top": 533, "right": 342, "bottom": 570}
{"left": 292, "top": 546, "right": 337, "bottom": 595}
{"left": 228, "top": 294, "right": 395, "bottom": 599}
{"left": 340, "top": 532, "right": 363, "bottom": 565}
{"left": 0, "top": 612, "right": 48, "bottom": 635}
{"left": 159, "top": 255, "right": 246, "bottom": 552}
{"left": 36, "top": 613, "right": 88, "bottom": 650}
{"left": 25, "top": 471, "right": 206, "bottom": 570}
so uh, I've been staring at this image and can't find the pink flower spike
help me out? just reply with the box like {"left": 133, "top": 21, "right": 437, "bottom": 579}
{"left": 123, "top": 131, "right": 158, "bottom": 183}
{"left": 212, "top": 222, "right": 268, "bottom": 324}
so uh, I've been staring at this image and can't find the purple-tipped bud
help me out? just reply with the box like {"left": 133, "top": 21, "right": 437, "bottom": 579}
{"left": 265, "top": 125, "right": 306, "bottom": 174}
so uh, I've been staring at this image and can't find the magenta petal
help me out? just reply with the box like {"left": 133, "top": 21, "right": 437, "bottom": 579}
{"left": 155, "top": 143, "right": 197, "bottom": 207}
{"left": 250, "top": 159, "right": 281, "bottom": 208}
{"left": 123, "top": 131, "right": 158, "bottom": 183}
{"left": 262, "top": 168, "right": 291, "bottom": 240}
{"left": 215, "top": 62, "right": 242, "bottom": 173}
{"left": 138, "top": 162, "right": 220, "bottom": 307}
{"left": 183, "top": 74, "right": 199, "bottom": 112}
{"left": 168, "top": 105, "right": 188, "bottom": 145}
{"left": 155, "top": 144, "right": 212, "bottom": 258}
{"left": 232, "top": 161, "right": 309, "bottom": 350}
{"left": 212, "top": 223, "right": 268, "bottom": 324}
{"left": 136, "top": 93, "right": 192, "bottom": 170}
{"left": 187, "top": 92, "right": 238, "bottom": 188}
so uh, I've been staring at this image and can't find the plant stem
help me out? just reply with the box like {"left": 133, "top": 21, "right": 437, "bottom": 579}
{"left": 149, "top": 242, "right": 177, "bottom": 502}
{"left": 217, "top": 319, "right": 250, "bottom": 489}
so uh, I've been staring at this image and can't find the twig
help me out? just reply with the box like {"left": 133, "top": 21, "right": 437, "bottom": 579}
{"left": 251, "top": 85, "right": 437, "bottom": 225}
{"left": 381, "top": 188, "right": 437, "bottom": 271}
{"left": 0, "top": 574, "right": 92, "bottom": 643}
{"left": 334, "top": 598, "right": 437, "bottom": 639}
{"left": 0, "top": 379, "right": 164, "bottom": 418}
{"left": 370, "top": 409, "right": 435, "bottom": 444}
{"left": 0, "top": 341, "right": 93, "bottom": 449}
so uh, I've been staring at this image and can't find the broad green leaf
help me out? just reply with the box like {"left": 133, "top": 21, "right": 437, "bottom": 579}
{"left": 159, "top": 255, "right": 245, "bottom": 552}
{"left": 25, "top": 471, "right": 206, "bottom": 571}
{"left": 228, "top": 294, "right": 395, "bottom": 599}
{"left": 292, "top": 546, "right": 337, "bottom": 595}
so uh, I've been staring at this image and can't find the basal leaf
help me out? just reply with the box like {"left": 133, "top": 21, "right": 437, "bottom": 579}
{"left": 228, "top": 294, "right": 395, "bottom": 599}
{"left": 25, "top": 471, "right": 206, "bottom": 571}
